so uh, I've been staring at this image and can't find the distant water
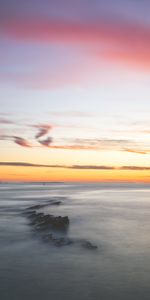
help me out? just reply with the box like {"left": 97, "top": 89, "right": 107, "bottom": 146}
{"left": 0, "top": 182, "right": 150, "bottom": 300}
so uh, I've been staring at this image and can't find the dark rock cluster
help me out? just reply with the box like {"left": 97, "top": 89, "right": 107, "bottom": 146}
{"left": 28, "top": 211, "right": 69, "bottom": 231}
{"left": 23, "top": 198, "right": 98, "bottom": 251}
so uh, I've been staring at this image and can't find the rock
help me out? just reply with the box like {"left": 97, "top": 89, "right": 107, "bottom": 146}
{"left": 81, "top": 241, "right": 98, "bottom": 250}
{"left": 54, "top": 237, "right": 73, "bottom": 247}
{"left": 22, "top": 209, "right": 36, "bottom": 216}
{"left": 29, "top": 212, "right": 45, "bottom": 224}
{"left": 51, "top": 201, "right": 61, "bottom": 205}
{"left": 51, "top": 216, "right": 69, "bottom": 230}
{"left": 26, "top": 200, "right": 62, "bottom": 211}
{"left": 44, "top": 234, "right": 73, "bottom": 247}
{"left": 27, "top": 211, "right": 69, "bottom": 231}
{"left": 23, "top": 204, "right": 98, "bottom": 252}
{"left": 26, "top": 204, "right": 45, "bottom": 210}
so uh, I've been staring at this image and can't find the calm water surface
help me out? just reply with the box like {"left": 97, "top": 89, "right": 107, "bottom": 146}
{"left": 0, "top": 182, "right": 150, "bottom": 300}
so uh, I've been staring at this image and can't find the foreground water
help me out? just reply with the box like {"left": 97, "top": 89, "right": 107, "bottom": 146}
{"left": 0, "top": 182, "right": 150, "bottom": 300}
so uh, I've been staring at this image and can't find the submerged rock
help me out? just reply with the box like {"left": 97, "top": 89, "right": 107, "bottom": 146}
{"left": 81, "top": 241, "right": 98, "bottom": 250}
{"left": 22, "top": 209, "right": 36, "bottom": 216}
{"left": 26, "top": 200, "right": 62, "bottom": 211}
{"left": 26, "top": 204, "right": 44, "bottom": 210}
{"left": 51, "top": 201, "right": 61, "bottom": 205}
{"left": 44, "top": 234, "right": 73, "bottom": 247}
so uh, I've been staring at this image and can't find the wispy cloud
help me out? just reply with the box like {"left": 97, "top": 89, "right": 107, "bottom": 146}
{"left": 71, "top": 165, "right": 115, "bottom": 170}
{"left": 0, "top": 162, "right": 58, "bottom": 167}
{"left": 13, "top": 136, "right": 32, "bottom": 148}
{"left": 0, "top": 132, "right": 149, "bottom": 154}
{"left": 49, "top": 138, "right": 149, "bottom": 154}
{"left": 0, "top": 162, "right": 150, "bottom": 171}
{"left": 120, "top": 166, "right": 150, "bottom": 171}
{"left": 49, "top": 145, "right": 101, "bottom": 150}
{"left": 123, "top": 148, "right": 149, "bottom": 155}
{"left": 49, "top": 111, "right": 95, "bottom": 118}
{"left": 0, "top": 135, "right": 32, "bottom": 148}
{"left": 141, "top": 130, "right": 150, "bottom": 135}
{"left": 33, "top": 124, "right": 53, "bottom": 139}
{"left": 0, "top": 135, "right": 7, "bottom": 140}
{"left": 0, "top": 118, "right": 14, "bottom": 124}
{"left": 38, "top": 137, "right": 53, "bottom": 147}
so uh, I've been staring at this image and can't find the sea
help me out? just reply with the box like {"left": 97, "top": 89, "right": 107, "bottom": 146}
{"left": 0, "top": 182, "right": 150, "bottom": 300}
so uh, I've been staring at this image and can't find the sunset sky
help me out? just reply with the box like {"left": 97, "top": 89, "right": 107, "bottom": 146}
{"left": 0, "top": 0, "right": 150, "bottom": 182}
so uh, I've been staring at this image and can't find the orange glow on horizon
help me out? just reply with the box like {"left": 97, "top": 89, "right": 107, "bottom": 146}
{"left": 0, "top": 166, "right": 150, "bottom": 183}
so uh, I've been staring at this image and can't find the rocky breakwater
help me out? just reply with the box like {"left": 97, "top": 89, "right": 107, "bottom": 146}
{"left": 23, "top": 198, "right": 98, "bottom": 250}
{"left": 29, "top": 211, "right": 69, "bottom": 231}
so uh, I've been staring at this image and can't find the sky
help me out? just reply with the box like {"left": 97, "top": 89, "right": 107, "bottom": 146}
{"left": 0, "top": 0, "right": 150, "bottom": 182}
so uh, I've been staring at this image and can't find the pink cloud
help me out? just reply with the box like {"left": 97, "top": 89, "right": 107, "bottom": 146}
{"left": 1, "top": 17, "right": 150, "bottom": 69}
{"left": 38, "top": 137, "right": 53, "bottom": 147}
{"left": 13, "top": 136, "right": 32, "bottom": 147}
{"left": 32, "top": 124, "right": 53, "bottom": 139}
{"left": 0, "top": 118, "right": 14, "bottom": 124}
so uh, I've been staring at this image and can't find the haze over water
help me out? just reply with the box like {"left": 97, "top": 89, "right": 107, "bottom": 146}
{"left": 1, "top": 182, "right": 150, "bottom": 300}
